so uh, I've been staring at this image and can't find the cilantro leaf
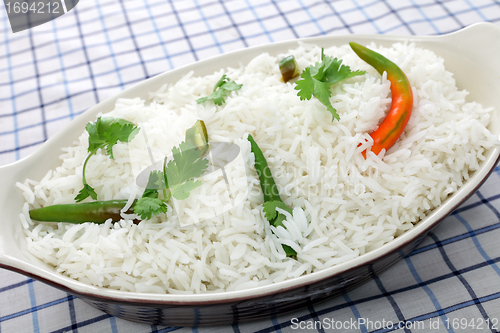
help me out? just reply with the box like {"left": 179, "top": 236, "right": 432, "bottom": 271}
{"left": 86, "top": 117, "right": 139, "bottom": 159}
{"left": 262, "top": 200, "right": 293, "bottom": 228}
{"left": 133, "top": 197, "right": 168, "bottom": 220}
{"left": 263, "top": 201, "right": 297, "bottom": 257}
{"left": 170, "top": 179, "right": 202, "bottom": 200}
{"left": 282, "top": 244, "right": 297, "bottom": 258}
{"left": 323, "top": 59, "right": 365, "bottom": 85}
{"left": 142, "top": 170, "right": 166, "bottom": 199}
{"left": 213, "top": 74, "right": 228, "bottom": 90}
{"left": 263, "top": 200, "right": 292, "bottom": 222}
{"left": 262, "top": 201, "right": 297, "bottom": 257}
{"left": 295, "top": 67, "right": 315, "bottom": 100}
{"left": 165, "top": 141, "right": 208, "bottom": 200}
{"left": 75, "top": 184, "right": 98, "bottom": 202}
{"left": 75, "top": 117, "right": 139, "bottom": 202}
{"left": 134, "top": 141, "right": 209, "bottom": 220}
{"left": 295, "top": 67, "right": 337, "bottom": 119}
{"left": 294, "top": 49, "right": 365, "bottom": 121}
{"left": 197, "top": 74, "right": 242, "bottom": 106}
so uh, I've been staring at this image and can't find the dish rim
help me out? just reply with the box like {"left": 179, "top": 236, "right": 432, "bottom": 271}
{"left": 1, "top": 22, "right": 500, "bottom": 305}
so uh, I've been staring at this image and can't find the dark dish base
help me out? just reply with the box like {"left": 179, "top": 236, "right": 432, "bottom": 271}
{"left": 75, "top": 227, "right": 432, "bottom": 327}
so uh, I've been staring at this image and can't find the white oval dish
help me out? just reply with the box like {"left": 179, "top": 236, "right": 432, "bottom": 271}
{"left": 1, "top": 22, "right": 500, "bottom": 325}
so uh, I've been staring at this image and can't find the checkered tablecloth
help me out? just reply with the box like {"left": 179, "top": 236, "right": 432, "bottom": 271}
{"left": 2, "top": 0, "right": 500, "bottom": 332}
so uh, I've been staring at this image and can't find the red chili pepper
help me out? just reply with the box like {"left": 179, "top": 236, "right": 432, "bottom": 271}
{"left": 349, "top": 42, "right": 413, "bottom": 158}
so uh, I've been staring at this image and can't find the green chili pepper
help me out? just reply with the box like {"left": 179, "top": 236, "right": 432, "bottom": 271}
{"left": 279, "top": 55, "right": 300, "bottom": 83}
{"left": 248, "top": 134, "right": 297, "bottom": 258}
{"left": 185, "top": 119, "right": 209, "bottom": 156}
{"left": 248, "top": 134, "right": 281, "bottom": 203}
{"left": 29, "top": 200, "right": 135, "bottom": 224}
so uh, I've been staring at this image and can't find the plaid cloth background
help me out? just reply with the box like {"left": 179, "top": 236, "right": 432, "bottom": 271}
{"left": 2, "top": 0, "right": 500, "bottom": 332}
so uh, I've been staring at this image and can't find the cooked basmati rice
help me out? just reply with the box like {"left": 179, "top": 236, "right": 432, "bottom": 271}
{"left": 17, "top": 42, "right": 498, "bottom": 293}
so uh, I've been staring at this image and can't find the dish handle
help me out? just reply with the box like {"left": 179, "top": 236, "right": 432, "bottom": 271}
{"left": 0, "top": 160, "right": 31, "bottom": 261}
{"left": 0, "top": 161, "right": 26, "bottom": 208}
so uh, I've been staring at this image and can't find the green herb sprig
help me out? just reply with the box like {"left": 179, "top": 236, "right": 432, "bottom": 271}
{"left": 295, "top": 49, "right": 365, "bottom": 121}
{"left": 134, "top": 141, "right": 209, "bottom": 220}
{"left": 75, "top": 117, "right": 139, "bottom": 202}
{"left": 196, "top": 74, "right": 242, "bottom": 106}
